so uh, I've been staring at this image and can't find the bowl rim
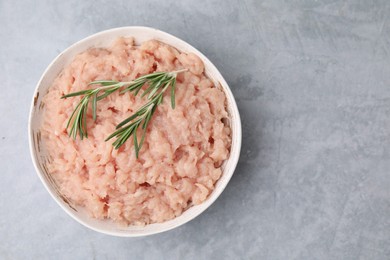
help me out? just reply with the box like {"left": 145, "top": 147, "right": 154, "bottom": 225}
{"left": 28, "top": 26, "right": 242, "bottom": 237}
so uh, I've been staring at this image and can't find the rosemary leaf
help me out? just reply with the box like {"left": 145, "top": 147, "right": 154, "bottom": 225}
{"left": 171, "top": 77, "right": 176, "bottom": 109}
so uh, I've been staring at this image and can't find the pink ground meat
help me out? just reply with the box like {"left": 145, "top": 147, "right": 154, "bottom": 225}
{"left": 41, "top": 37, "right": 231, "bottom": 225}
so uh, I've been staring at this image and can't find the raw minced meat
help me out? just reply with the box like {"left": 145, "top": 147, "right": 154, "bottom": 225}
{"left": 41, "top": 37, "right": 231, "bottom": 225}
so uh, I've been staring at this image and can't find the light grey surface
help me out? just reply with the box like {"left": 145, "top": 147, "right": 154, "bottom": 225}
{"left": 1, "top": 0, "right": 390, "bottom": 259}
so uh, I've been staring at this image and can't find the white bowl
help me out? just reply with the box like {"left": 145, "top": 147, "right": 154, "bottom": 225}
{"left": 29, "top": 26, "right": 242, "bottom": 237}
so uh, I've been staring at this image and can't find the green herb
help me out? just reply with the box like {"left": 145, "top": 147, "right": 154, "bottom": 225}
{"left": 61, "top": 81, "right": 125, "bottom": 139}
{"left": 62, "top": 69, "right": 186, "bottom": 158}
{"left": 106, "top": 70, "right": 184, "bottom": 157}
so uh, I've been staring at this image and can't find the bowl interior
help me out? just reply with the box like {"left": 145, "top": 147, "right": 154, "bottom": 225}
{"left": 29, "top": 26, "right": 241, "bottom": 237}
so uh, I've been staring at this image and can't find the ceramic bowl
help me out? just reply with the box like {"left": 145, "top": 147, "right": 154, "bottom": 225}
{"left": 29, "top": 26, "right": 241, "bottom": 237}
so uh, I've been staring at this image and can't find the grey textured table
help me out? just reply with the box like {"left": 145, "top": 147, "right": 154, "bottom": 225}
{"left": 1, "top": 0, "right": 390, "bottom": 259}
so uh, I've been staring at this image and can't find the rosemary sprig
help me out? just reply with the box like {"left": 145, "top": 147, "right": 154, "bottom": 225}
{"left": 61, "top": 81, "right": 125, "bottom": 139}
{"left": 106, "top": 69, "right": 185, "bottom": 157}
{"left": 62, "top": 69, "right": 186, "bottom": 158}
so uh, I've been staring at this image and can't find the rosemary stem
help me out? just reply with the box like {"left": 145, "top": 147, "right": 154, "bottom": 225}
{"left": 169, "top": 68, "right": 188, "bottom": 76}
